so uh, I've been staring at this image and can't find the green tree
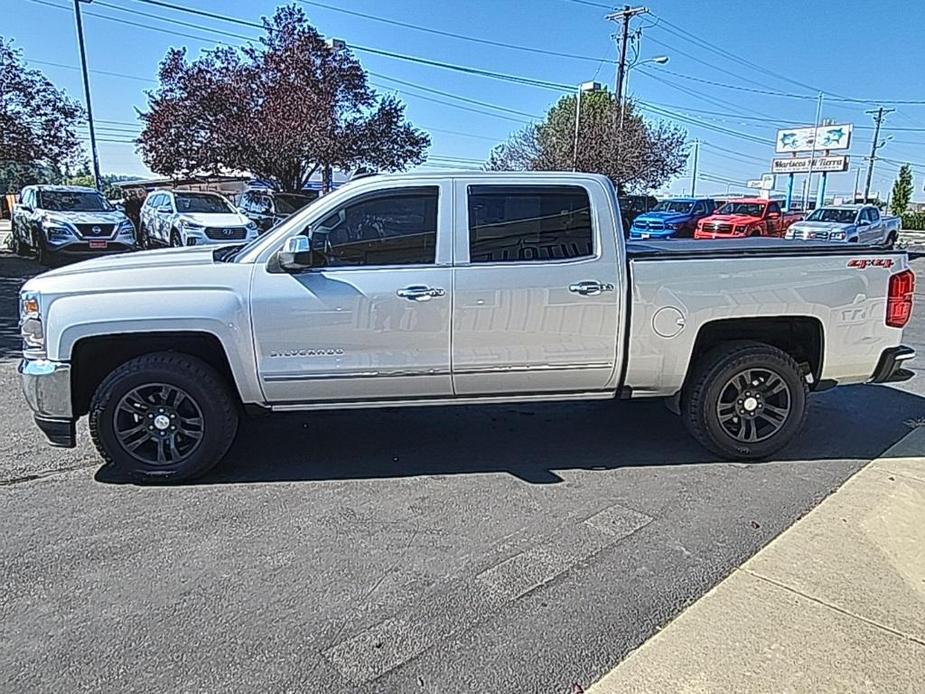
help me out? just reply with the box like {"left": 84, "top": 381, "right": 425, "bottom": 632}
{"left": 485, "top": 92, "right": 687, "bottom": 193}
{"left": 63, "top": 172, "right": 135, "bottom": 198}
{"left": 890, "top": 164, "right": 913, "bottom": 215}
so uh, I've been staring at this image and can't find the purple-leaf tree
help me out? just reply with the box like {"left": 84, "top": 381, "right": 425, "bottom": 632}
{"left": 138, "top": 5, "right": 429, "bottom": 191}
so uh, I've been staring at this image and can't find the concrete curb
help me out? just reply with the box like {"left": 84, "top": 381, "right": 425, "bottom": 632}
{"left": 588, "top": 427, "right": 925, "bottom": 694}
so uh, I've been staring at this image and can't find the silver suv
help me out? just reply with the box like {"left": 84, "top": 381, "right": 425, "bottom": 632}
{"left": 139, "top": 190, "right": 258, "bottom": 248}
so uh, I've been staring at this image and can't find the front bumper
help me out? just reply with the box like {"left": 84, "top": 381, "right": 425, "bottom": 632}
{"left": 48, "top": 240, "right": 136, "bottom": 257}
{"left": 19, "top": 359, "right": 76, "bottom": 447}
{"left": 869, "top": 346, "right": 916, "bottom": 384}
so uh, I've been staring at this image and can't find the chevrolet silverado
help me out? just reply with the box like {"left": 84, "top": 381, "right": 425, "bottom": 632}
{"left": 19, "top": 172, "right": 916, "bottom": 482}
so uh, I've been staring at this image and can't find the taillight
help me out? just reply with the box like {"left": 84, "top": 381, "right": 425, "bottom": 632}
{"left": 887, "top": 270, "right": 915, "bottom": 328}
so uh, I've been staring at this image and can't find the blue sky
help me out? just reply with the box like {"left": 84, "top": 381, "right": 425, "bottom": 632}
{"left": 6, "top": 0, "right": 925, "bottom": 200}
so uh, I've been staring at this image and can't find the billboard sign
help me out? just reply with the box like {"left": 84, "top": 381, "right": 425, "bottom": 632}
{"left": 771, "top": 156, "right": 849, "bottom": 174}
{"left": 775, "top": 124, "right": 853, "bottom": 153}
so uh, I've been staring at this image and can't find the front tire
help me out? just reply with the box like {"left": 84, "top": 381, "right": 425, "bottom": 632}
{"left": 89, "top": 352, "right": 239, "bottom": 483}
{"left": 682, "top": 342, "right": 808, "bottom": 460}
{"left": 170, "top": 229, "right": 182, "bottom": 248}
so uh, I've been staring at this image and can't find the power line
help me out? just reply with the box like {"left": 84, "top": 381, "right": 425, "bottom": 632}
{"left": 299, "top": 0, "right": 613, "bottom": 65}
{"left": 560, "top": 0, "right": 615, "bottom": 9}
{"left": 94, "top": 0, "right": 256, "bottom": 41}
{"left": 370, "top": 72, "right": 541, "bottom": 119}
{"left": 124, "top": 0, "right": 265, "bottom": 31}
{"left": 28, "top": 0, "right": 247, "bottom": 46}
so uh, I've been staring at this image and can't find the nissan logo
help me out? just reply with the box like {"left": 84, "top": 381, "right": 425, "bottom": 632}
{"left": 91, "top": 225, "right": 102, "bottom": 235}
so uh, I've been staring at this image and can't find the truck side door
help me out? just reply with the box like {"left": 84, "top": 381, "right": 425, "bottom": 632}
{"left": 766, "top": 201, "right": 782, "bottom": 236}
{"left": 451, "top": 181, "right": 622, "bottom": 395}
{"left": 250, "top": 182, "right": 454, "bottom": 403}
{"left": 864, "top": 207, "right": 881, "bottom": 243}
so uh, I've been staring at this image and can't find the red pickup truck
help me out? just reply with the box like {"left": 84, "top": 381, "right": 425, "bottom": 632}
{"left": 695, "top": 198, "right": 802, "bottom": 239}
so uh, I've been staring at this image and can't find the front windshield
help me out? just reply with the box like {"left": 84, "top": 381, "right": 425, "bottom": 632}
{"left": 807, "top": 208, "right": 857, "bottom": 224}
{"left": 717, "top": 202, "right": 764, "bottom": 217}
{"left": 274, "top": 194, "right": 316, "bottom": 215}
{"left": 175, "top": 193, "right": 234, "bottom": 214}
{"left": 38, "top": 190, "right": 112, "bottom": 212}
{"left": 653, "top": 201, "right": 694, "bottom": 214}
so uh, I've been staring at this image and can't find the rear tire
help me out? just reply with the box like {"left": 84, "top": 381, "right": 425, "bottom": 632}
{"left": 89, "top": 352, "right": 239, "bottom": 483}
{"left": 885, "top": 231, "right": 898, "bottom": 249}
{"left": 682, "top": 341, "right": 808, "bottom": 461}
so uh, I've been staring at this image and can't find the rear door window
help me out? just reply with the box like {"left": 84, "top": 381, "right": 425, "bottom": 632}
{"left": 467, "top": 185, "right": 594, "bottom": 264}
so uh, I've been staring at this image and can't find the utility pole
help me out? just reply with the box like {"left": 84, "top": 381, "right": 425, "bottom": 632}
{"left": 73, "top": 0, "right": 101, "bottom": 190}
{"left": 607, "top": 6, "right": 648, "bottom": 102}
{"left": 690, "top": 139, "right": 699, "bottom": 196}
{"left": 864, "top": 106, "right": 894, "bottom": 202}
{"left": 854, "top": 167, "right": 861, "bottom": 202}
{"left": 805, "top": 92, "right": 824, "bottom": 208}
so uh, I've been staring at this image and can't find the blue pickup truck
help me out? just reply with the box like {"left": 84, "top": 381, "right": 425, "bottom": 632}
{"left": 629, "top": 197, "right": 716, "bottom": 239}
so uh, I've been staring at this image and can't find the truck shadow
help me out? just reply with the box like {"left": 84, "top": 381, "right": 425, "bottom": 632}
{"left": 96, "top": 383, "right": 925, "bottom": 486}
{"left": 0, "top": 253, "right": 42, "bottom": 362}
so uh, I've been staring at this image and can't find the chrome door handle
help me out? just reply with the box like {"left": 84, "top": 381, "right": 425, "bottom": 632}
{"left": 569, "top": 281, "right": 614, "bottom": 296}
{"left": 397, "top": 285, "right": 446, "bottom": 301}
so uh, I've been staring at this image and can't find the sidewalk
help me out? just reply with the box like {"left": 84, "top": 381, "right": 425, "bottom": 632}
{"left": 589, "top": 427, "right": 925, "bottom": 694}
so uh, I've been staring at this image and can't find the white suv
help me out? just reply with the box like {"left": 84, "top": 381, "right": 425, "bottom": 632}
{"left": 139, "top": 190, "right": 258, "bottom": 248}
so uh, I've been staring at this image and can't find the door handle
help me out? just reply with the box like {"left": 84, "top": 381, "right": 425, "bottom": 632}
{"left": 568, "top": 281, "right": 614, "bottom": 296}
{"left": 396, "top": 285, "right": 446, "bottom": 302}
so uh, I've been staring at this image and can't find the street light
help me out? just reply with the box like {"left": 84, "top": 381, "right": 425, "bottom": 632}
{"left": 573, "top": 81, "right": 603, "bottom": 171}
{"left": 619, "top": 55, "right": 669, "bottom": 130}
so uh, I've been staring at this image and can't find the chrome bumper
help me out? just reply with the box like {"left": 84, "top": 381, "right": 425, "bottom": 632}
{"left": 19, "top": 359, "right": 76, "bottom": 447}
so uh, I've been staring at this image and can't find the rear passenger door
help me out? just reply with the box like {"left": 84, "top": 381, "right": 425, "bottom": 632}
{"left": 451, "top": 182, "right": 621, "bottom": 396}
{"left": 864, "top": 207, "right": 881, "bottom": 243}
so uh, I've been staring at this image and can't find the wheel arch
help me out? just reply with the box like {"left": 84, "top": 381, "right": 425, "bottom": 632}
{"left": 71, "top": 331, "right": 246, "bottom": 417}
{"left": 686, "top": 316, "right": 824, "bottom": 389}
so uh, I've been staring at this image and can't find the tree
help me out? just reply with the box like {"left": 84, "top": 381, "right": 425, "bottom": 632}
{"left": 485, "top": 92, "right": 687, "bottom": 193}
{"left": 138, "top": 5, "right": 429, "bottom": 191}
{"left": 63, "top": 173, "right": 136, "bottom": 198}
{"left": 0, "top": 38, "right": 83, "bottom": 190}
{"left": 890, "top": 164, "right": 913, "bottom": 216}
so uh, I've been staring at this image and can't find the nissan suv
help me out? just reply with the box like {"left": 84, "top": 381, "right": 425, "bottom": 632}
{"left": 11, "top": 185, "right": 137, "bottom": 265}
{"left": 139, "top": 190, "right": 258, "bottom": 248}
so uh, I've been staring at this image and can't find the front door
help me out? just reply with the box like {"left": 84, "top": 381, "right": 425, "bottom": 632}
{"left": 251, "top": 183, "right": 454, "bottom": 403}
{"left": 451, "top": 181, "right": 621, "bottom": 395}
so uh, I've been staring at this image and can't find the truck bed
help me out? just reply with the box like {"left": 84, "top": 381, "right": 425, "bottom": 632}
{"left": 626, "top": 238, "right": 899, "bottom": 259}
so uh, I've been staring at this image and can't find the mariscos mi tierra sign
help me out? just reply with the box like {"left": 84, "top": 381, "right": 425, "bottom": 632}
{"left": 770, "top": 155, "right": 849, "bottom": 174}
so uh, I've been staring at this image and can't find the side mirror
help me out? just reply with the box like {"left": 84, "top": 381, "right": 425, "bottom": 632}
{"left": 114, "top": 202, "right": 125, "bottom": 212}
{"left": 278, "top": 236, "right": 315, "bottom": 272}
{"left": 859, "top": 219, "right": 871, "bottom": 226}
{"left": 18, "top": 204, "right": 32, "bottom": 213}
{"left": 768, "top": 212, "right": 780, "bottom": 219}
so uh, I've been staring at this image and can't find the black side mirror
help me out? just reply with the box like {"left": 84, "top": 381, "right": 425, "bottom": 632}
{"left": 279, "top": 236, "right": 316, "bottom": 271}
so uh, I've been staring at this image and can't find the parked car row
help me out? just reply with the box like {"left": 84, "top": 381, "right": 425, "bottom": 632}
{"left": 8, "top": 184, "right": 900, "bottom": 267}
{"left": 627, "top": 195, "right": 900, "bottom": 246}
{"left": 9, "top": 184, "right": 319, "bottom": 264}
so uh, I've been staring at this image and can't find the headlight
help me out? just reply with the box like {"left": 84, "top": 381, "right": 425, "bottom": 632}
{"left": 41, "top": 218, "right": 75, "bottom": 243}
{"left": 665, "top": 223, "right": 680, "bottom": 230}
{"left": 20, "top": 291, "right": 45, "bottom": 350}
{"left": 116, "top": 220, "right": 135, "bottom": 236}
{"left": 830, "top": 231, "right": 846, "bottom": 240}
{"left": 179, "top": 220, "right": 205, "bottom": 232}
{"left": 734, "top": 225, "right": 748, "bottom": 235}
{"left": 245, "top": 221, "right": 258, "bottom": 231}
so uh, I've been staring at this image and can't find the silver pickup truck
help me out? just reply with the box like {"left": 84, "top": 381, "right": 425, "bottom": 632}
{"left": 19, "top": 172, "right": 916, "bottom": 482}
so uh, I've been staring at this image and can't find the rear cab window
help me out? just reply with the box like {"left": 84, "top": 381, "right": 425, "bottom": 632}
{"left": 465, "top": 185, "right": 594, "bottom": 264}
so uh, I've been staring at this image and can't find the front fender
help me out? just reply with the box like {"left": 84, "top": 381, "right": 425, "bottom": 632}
{"left": 44, "top": 287, "right": 263, "bottom": 403}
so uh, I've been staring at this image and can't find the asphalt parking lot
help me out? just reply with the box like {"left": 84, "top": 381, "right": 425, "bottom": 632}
{"left": 1, "top": 244, "right": 924, "bottom": 693}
